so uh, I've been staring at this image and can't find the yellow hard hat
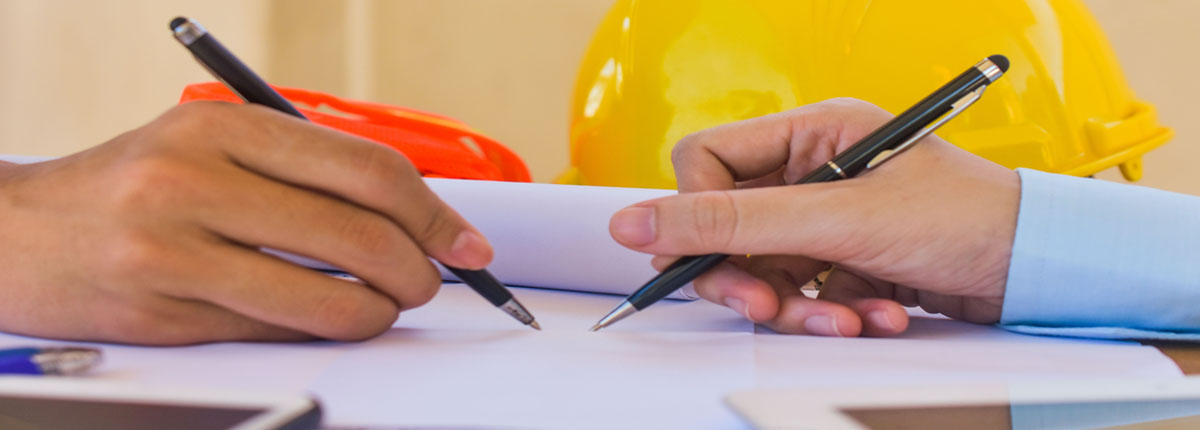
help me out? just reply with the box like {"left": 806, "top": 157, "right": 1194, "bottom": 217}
{"left": 556, "top": 0, "right": 1172, "bottom": 189}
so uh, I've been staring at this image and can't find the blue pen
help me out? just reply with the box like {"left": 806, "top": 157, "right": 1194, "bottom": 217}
{"left": 0, "top": 347, "right": 102, "bottom": 376}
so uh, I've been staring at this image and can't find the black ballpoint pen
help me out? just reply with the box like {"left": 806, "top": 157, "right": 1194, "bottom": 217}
{"left": 591, "top": 55, "right": 1010, "bottom": 332}
{"left": 169, "top": 17, "right": 540, "bottom": 330}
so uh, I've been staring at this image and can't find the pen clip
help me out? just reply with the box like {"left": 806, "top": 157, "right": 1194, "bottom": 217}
{"left": 866, "top": 85, "right": 987, "bottom": 170}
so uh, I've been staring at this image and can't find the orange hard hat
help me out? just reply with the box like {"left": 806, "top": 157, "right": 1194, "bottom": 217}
{"left": 181, "top": 82, "right": 531, "bottom": 182}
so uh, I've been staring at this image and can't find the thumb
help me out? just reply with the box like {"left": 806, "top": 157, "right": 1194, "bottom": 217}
{"left": 609, "top": 184, "right": 860, "bottom": 259}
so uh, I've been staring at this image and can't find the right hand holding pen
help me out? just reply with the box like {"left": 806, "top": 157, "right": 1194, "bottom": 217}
{"left": 0, "top": 102, "right": 493, "bottom": 345}
{"left": 609, "top": 98, "right": 1021, "bottom": 337}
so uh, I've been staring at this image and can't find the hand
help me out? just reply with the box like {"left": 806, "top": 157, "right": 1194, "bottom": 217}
{"left": 609, "top": 98, "right": 1019, "bottom": 337}
{"left": 0, "top": 102, "right": 492, "bottom": 345}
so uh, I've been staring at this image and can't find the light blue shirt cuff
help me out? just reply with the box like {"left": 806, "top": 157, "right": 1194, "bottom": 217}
{"left": 1000, "top": 168, "right": 1200, "bottom": 341}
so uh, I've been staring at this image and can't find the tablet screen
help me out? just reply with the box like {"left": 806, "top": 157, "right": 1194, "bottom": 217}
{"left": 0, "top": 394, "right": 264, "bottom": 430}
{"left": 843, "top": 397, "right": 1200, "bottom": 429}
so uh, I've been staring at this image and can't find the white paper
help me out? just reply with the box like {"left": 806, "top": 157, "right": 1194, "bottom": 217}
{"left": 425, "top": 178, "right": 686, "bottom": 298}
{"left": 0, "top": 284, "right": 1181, "bottom": 429}
{"left": 311, "top": 287, "right": 1182, "bottom": 429}
{"left": 311, "top": 285, "right": 756, "bottom": 428}
{"left": 281, "top": 179, "right": 691, "bottom": 299}
{"left": 310, "top": 329, "right": 755, "bottom": 429}
{"left": 751, "top": 318, "right": 1182, "bottom": 389}
{"left": 397, "top": 280, "right": 749, "bottom": 334}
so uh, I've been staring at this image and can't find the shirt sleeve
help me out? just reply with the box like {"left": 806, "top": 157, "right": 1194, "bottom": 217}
{"left": 1000, "top": 168, "right": 1200, "bottom": 341}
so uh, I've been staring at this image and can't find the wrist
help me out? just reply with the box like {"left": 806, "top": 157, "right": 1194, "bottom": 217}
{"left": 0, "top": 161, "right": 31, "bottom": 203}
{"left": 989, "top": 168, "right": 1020, "bottom": 305}
{"left": 0, "top": 161, "right": 14, "bottom": 184}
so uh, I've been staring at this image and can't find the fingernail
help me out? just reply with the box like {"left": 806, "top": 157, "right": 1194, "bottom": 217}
{"left": 868, "top": 310, "right": 896, "bottom": 331}
{"left": 450, "top": 230, "right": 490, "bottom": 269}
{"left": 611, "top": 207, "right": 656, "bottom": 246}
{"left": 804, "top": 315, "right": 844, "bottom": 337}
{"left": 724, "top": 297, "right": 753, "bottom": 321}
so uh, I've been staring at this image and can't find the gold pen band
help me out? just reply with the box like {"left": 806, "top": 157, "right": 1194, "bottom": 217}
{"left": 825, "top": 161, "right": 848, "bottom": 179}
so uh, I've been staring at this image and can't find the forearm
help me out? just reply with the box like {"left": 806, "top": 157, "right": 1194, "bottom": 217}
{"left": 1000, "top": 169, "right": 1200, "bottom": 340}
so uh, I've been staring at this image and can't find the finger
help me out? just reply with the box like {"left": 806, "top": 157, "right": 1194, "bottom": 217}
{"left": 689, "top": 260, "right": 779, "bottom": 322}
{"left": 140, "top": 299, "right": 316, "bottom": 345}
{"left": 735, "top": 165, "right": 788, "bottom": 189}
{"left": 744, "top": 256, "right": 846, "bottom": 336}
{"left": 176, "top": 302, "right": 316, "bottom": 343}
{"left": 671, "top": 98, "right": 893, "bottom": 193}
{"left": 818, "top": 270, "right": 909, "bottom": 337}
{"left": 762, "top": 295, "right": 862, "bottom": 337}
{"left": 611, "top": 183, "right": 863, "bottom": 260}
{"left": 650, "top": 255, "right": 680, "bottom": 272}
{"left": 188, "top": 165, "right": 443, "bottom": 308}
{"left": 653, "top": 254, "right": 826, "bottom": 324}
{"left": 165, "top": 102, "right": 492, "bottom": 270}
{"left": 167, "top": 241, "right": 405, "bottom": 341}
{"left": 744, "top": 255, "right": 826, "bottom": 300}
{"left": 671, "top": 112, "right": 797, "bottom": 192}
{"left": 40, "top": 294, "right": 314, "bottom": 346}
{"left": 686, "top": 252, "right": 864, "bottom": 336}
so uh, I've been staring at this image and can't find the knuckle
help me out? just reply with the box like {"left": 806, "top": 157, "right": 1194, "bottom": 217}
{"left": 413, "top": 203, "right": 456, "bottom": 244}
{"left": 767, "top": 299, "right": 810, "bottom": 334}
{"left": 825, "top": 96, "right": 859, "bottom": 105}
{"left": 353, "top": 145, "right": 419, "bottom": 194}
{"left": 773, "top": 312, "right": 808, "bottom": 334}
{"left": 100, "top": 230, "right": 168, "bottom": 280}
{"left": 688, "top": 191, "right": 740, "bottom": 250}
{"left": 405, "top": 278, "right": 441, "bottom": 309}
{"left": 337, "top": 212, "right": 402, "bottom": 262}
{"left": 106, "top": 306, "right": 155, "bottom": 333}
{"left": 823, "top": 97, "right": 891, "bottom": 120}
{"left": 312, "top": 292, "right": 389, "bottom": 340}
{"left": 160, "top": 102, "right": 231, "bottom": 135}
{"left": 393, "top": 262, "right": 441, "bottom": 310}
{"left": 102, "top": 304, "right": 181, "bottom": 345}
{"left": 691, "top": 277, "right": 723, "bottom": 304}
{"left": 671, "top": 132, "right": 704, "bottom": 166}
{"left": 109, "top": 156, "right": 197, "bottom": 213}
{"left": 825, "top": 97, "right": 867, "bottom": 109}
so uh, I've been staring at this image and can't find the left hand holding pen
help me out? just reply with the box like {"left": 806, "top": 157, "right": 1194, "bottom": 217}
{"left": 609, "top": 98, "right": 1020, "bottom": 337}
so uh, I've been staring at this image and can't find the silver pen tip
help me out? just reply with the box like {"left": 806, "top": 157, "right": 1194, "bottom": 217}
{"left": 529, "top": 321, "right": 542, "bottom": 331}
{"left": 498, "top": 297, "right": 537, "bottom": 327}
{"left": 590, "top": 301, "right": 637, "bottom": 332}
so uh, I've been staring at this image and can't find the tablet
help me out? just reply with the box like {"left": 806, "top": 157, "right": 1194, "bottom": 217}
{"left": 727, "top": 377, "right": 1200, "bottom": 429}
{"left": 0, "top": 377, "right": 320, "bottom": 430}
